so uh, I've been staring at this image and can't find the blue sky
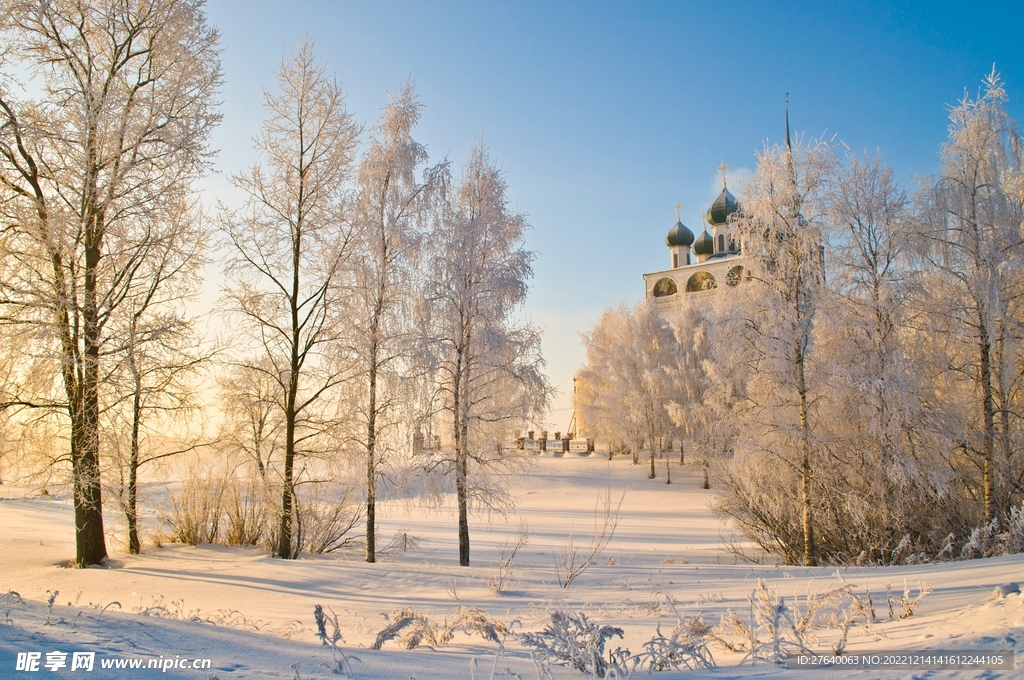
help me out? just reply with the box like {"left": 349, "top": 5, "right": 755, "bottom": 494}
{"left": 202, "top": 0, "right": 1023, "bottom": 428}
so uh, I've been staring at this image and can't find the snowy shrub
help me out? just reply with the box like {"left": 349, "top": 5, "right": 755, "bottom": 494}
{"left": 132, "top": 595, "right": 303, "bottom": 637}
{"left": 884, "top": 581, "right": 931, "bottom": 620}
{"left": 960, "top": 519, "right": 1001, "bottom": 560}
{"left": 959, "top": 506, "right": 1024, "bottom": 559}
{"left": 520, "top": 609, "right": 625, "bottom": 677}
{"left": 712, "top": 577, "right": 881, "bottom": 663}
{"left": 313, "top": 604, "right": 358, "bottom": 676}
{"left": 2, "top": 590, "right": 24, "bottom": 629}
{"left": 489, "top": 519, "right": 530, "bottom": 595}
{"left": 380, "top": 528, "right": 422, "bottom": 555}
{"left": 224, "top": 475, "right": 272, "bottom": 546}
{"left": 371, "top": 606, "right": 512, "bottom": 650}
{"left": 295, "top": 482, "right": 363, "bottom": 554}
{"left": 554, "top": 490, "right": 621, "bottom": 588}
{"left": 626, "top": 594, "right": 715, "bottom": 672}
{"left": 164, "top": 471, "right": 226, "bottom": 545}
{"left": 449, "top": 606, "right": 515, "bottom": 644}
{"left": 1003, "top": 506, "right": 1024, "bottom": 554}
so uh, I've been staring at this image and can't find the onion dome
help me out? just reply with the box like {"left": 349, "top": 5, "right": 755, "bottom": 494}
{"left": 706, "top": 187, "right": 740, "bottom": 226}
{"left": 693, "top": 229, "right": 714, "bottom": 256}
{"left": 666, "top": 220, "right": 694, "bottom": 247}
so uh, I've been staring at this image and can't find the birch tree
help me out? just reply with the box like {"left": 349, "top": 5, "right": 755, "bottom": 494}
{"left": 802, "top": 153, "right": 945, "bottom": 561}
{"left": 423, "top": 142, "right": 549, "bottom": 566}
{"left": 351, "top": 83, "right": 444, "bottom": 563}
{"left": 220, "top": 39, "right": 359, "bottom": 559}
{"left": 0, "top": 0, "right": 220, "bottom": 565}
{"left": 717, "top": 134, "right": 837, "bottom": 566}
{"left": 913, "top": 70, "right": 1024, "bottom": 521}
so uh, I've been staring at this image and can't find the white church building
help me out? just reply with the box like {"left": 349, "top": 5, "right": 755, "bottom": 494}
{"left": 643, "top": 168, "right": 745, "bottom": 311}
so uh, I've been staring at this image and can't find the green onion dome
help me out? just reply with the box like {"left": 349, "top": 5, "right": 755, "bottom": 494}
{"left": 666, "top": 220, "right": 695, "bottom": 247}
{"left": 706, "top": 187, "right": 740, "bottom": 226}
{"left": 693, "top": 229, "right": 714, "bottom": 256}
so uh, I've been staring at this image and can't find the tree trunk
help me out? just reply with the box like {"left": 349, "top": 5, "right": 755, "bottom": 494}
{"left": 365, "top": 355, "right": 378, "bottom": 563}
{"left": 979, "top": 317, "right": 995, "bottom": 521}
{"left": 796, "top": 330, "right": 815, "bottom": 567}
{"left": 648, "top": 431, "right": 656, "bottom": 479}
{"left": 455, "top": 401, "right": 470, "bottom": 566}
{"left": 71, "top": 228, "right": 108, "bottom": 567}
{"left": 278, "top": 242, "right": 302, "bottom": 559}
{"left": 278, "top": 425, "right": 296, "bottom": 558}
{"left": 456, "top": 444, "right": 470, "bottom": 566}
{"left": 454, "top": 329, "right": 471, "bottom": 567}
{"left": 127, "top": 382, "right": 142, "bottom": 555}
{"left": 71, "top": 401, "right": 107, "bottom": 566}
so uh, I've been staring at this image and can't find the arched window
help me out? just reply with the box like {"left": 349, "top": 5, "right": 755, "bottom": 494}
{"left": 718, "top": 234, "right": 725, "bottom": 252}
{"left": 672, "top": 253, "right": 678, "bottom": 268}
{"left": 729, "top": 238, "right": 737, "bottom": 252}
{"left": 652, "top": 277, "right": 677, "bottom": 297}
{"left": 685, "top": 271, "right": 717, "bottom": 292}
{"left": 726, "top": 265, "right": 744, "bottom": 287}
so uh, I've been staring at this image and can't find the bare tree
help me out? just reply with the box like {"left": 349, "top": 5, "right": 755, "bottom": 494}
{"left": 217, "top": 359, "right": 284, "bottom": 481}
{"left": 0, "top": 0, "right": 221, "bottom": 565}
{"left": 220, "top": 38, "right": 359, "bottom": 559}
{"left": 104, "top": 199, "right": 212, "bottom": 554}
{"left": 423, "top": 141, "right": 549, "bottom": 566}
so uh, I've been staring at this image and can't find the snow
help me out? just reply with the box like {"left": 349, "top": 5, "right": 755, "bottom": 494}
{"left": 2, "top": 454, "right": 1022, "bottom": 679}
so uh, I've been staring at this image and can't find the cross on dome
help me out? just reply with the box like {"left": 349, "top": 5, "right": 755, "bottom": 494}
{"left": 718, "top": 162, "right": 729, "bottom": 188}
{"left": 674, "top": 202, "right": 682, "bottom": 221}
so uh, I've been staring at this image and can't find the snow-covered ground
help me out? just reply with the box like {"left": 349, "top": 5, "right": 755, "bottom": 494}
{"left": 2, "top": 454, "right": 1022, "bottom": 679}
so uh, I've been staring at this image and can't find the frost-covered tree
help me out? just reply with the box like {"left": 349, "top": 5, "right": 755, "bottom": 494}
{"left": 715, "top": 133, "right": 838, "bottom": 566}
{"left": 577, "top": 301, "right": 681, "bottom": 476}
{"left": 912, "top": 69, "right": 1024, "bottom": 522}
{"left": 814, "top": 153, "right": 937, "bottom": 561}
{"left": 350, "top": 83, "right": 444, "bottom": 563}
{"left": 422, "top": 142, "right": 549, "bottom": 566}
{"left": 220, "top": 39, "right": 359, "bottom": 559}
{"left": 0, "top": 0, "right": 221, "bottom": 565}
{"left": 665, "top": 296, "right": 734, "bottom": 469}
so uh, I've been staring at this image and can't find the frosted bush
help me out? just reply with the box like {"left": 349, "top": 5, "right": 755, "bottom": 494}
{"left": 627, "top": 595, "right": 714, "bottom": 672}
{"left": 520, "top": 609, "right": 625, "bottom": 677}
{"left": 164, "top": 471, "right": 226, "bottom": 545}
{"left": 960, "top": 506, "right": 1024, "bottom": 559}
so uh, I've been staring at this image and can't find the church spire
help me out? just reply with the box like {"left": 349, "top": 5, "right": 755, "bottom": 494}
{"left": 784, "top": 92, "right": 797, "bottom": 188}
{"left": 785, "top": 92, "right": 792, "bottom": 152}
